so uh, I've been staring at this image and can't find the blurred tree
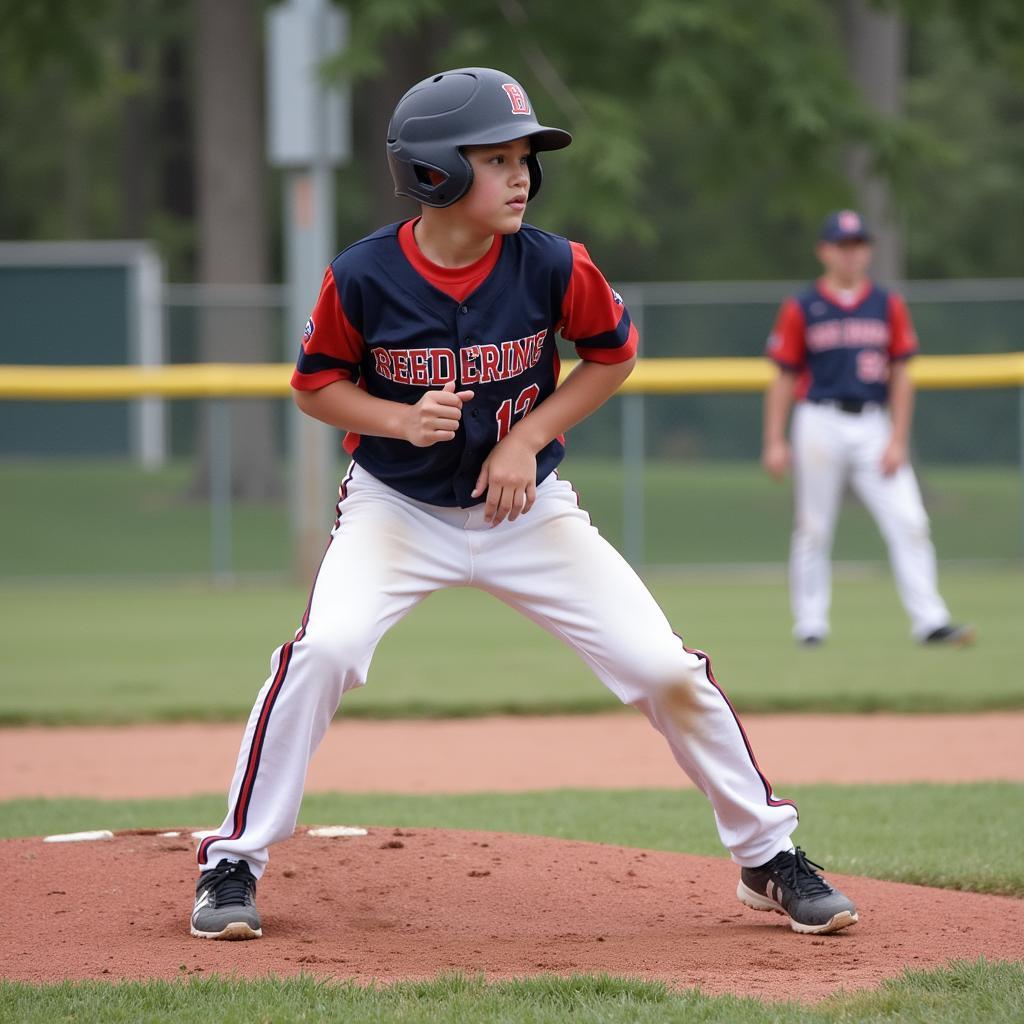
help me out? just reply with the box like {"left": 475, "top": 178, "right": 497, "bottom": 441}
{"left": 839, "top": 0, "right": 906, "bottom": 281}
{"left": 330, "top": 0, "right": 901, "bottom": 277}
{"left": 191, "top": 0, "right": 281, "bottom": 500}
{"left": 896, "top": 0, "right": 1024, "bottom": 278}
{"left": 1, "top": 0, "right": 1022, "bottom": 282}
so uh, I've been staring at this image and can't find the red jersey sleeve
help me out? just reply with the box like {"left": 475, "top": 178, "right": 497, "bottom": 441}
{"left": 766, "top": 298, "right": 806, "bottom": 371}
{"left": 888, "top": 292, "right": 919, "bottom": 360}
{"left": 290, "top": 266, "right": 365, "bottom": 391}
{"left": 559, "top": 241, "right": 638, "bottom": 364}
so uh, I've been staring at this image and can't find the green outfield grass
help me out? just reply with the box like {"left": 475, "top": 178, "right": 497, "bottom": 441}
{"left": 3, "top": 961, "right": 1022, "bottom": 1024}
{"left": 0, "top": 457, "right": 1019, "bottom": 576}
{"left": 4, "top": 783, "right": 1023, "bottom": 896}
{"left": 0, "top": 567, "right": 1019, "bottom": 723}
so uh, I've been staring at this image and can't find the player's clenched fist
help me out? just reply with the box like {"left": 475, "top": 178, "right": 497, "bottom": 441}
{"left": 403, "top": 380, "right": 475, "bottom": 447}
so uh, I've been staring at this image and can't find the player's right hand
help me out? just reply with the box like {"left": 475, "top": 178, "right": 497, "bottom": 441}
{"left": 762, "top": 440, "right": 791, "bottom": 481}
{"left": 403, "top": 380, "right": 475, "bottom": 447}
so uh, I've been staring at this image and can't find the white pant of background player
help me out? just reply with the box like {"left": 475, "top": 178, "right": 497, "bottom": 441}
{"left": 200, "top": 465, "right": 798, "bottom": 877}
{"left": 789, "top": 400, "right": 950, "bottom": 641}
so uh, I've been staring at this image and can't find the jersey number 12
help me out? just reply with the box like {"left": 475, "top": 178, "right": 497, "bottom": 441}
{"left": 495, "top": 383, "right": 541, "bottom": 442}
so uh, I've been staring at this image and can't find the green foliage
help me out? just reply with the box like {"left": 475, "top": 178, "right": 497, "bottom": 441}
{"left": 903, "top": 14, "right": 1024, "bottom": 277}
{"left": 0, "top": 0, "right": 117, "bottom": 87}
{"left": 329, "top": 0, "right": 882, "bottom": 249}
{"left": 901, "top": 0, "right": 1024, "bottom": 80}
{"left": 1, "top": 0, "right": 1022, "bottom": 277}
{"left": 0, "top": 0, "right": 195, "bottom": 266}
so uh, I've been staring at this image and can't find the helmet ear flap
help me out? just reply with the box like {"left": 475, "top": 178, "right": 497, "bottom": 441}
{"left": 526, "top": 154, "right": 543, "bottom": 200}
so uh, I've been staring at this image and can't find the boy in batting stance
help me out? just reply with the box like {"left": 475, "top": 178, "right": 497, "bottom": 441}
{"left": 763, "top": 210, "right": 973, "bottom": 646}
{"left": 191, "top": 68, "right": 857, "bottom": 941}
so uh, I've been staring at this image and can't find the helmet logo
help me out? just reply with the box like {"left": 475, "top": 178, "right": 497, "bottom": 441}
{"left": 502, "top": 83, "right": 531, "bottom": 115}
{"left": 838, "top": 210, "right": 861, "bottom": 233}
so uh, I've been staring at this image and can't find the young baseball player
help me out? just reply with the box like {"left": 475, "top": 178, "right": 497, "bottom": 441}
{"left": 190, "top": 68, "right": 857, "bottom": 942}
{"left": 763, "top": 210, "right": 974, "bottom": 646}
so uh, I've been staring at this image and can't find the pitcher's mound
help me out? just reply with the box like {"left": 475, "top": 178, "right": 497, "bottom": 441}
{"left": 2, "top": 827, "right": 1020, "bottom": 1001}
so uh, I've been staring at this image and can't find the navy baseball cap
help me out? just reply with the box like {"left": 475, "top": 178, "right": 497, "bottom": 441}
{"left": 819, "top": 209, "right": 872, "bottom": 243}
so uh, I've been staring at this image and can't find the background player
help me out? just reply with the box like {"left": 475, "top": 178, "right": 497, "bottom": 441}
{"left": 190, "top": 68, "right": 858, "bottom": 942}
{"left": 762, "top": 210, "right": 974, "bottom": 647}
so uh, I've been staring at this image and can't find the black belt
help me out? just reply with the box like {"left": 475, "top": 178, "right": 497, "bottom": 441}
{"left": 808, "top": 398, "right": 882, "bottom": 415}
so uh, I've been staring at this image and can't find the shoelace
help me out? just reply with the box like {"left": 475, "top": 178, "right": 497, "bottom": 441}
{"left": 202, "top": 861, "right": 255, "bottom": 907}
{"left": 776, "top": 847, "right": 835, "bottom": 899}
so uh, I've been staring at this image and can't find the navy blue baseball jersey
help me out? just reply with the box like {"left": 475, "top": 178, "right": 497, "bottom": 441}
{"left": 767, "top": 279, "right": 918, "bottom": 403}
{"left": 292, "top": 219, "right": 637, "bottom": 506}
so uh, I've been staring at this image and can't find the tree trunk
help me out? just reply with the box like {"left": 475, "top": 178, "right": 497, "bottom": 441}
{"left": 120, "top": 40, "right": 148, "bottom": 237}
{"left": 193, "top": 0, "right": 281, "bottom": 500}
{"left": 157, "top": 36, "right": 194, "bottom": 242}
{"left": 838, "top": 0, "right": 906, "bottom": 282}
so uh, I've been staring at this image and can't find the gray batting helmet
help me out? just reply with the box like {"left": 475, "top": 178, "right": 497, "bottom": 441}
{"left": 386, "top": 67, "right": 572, "bottom": 208}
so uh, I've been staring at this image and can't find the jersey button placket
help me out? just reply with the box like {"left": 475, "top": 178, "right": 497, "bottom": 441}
{"left": 456, "top": 307, "right": 484, "bottom": 504}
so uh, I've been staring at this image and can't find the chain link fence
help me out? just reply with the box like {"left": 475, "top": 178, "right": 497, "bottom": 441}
{"left": 1, "top": 280, "right": 1021, "bottom": 579}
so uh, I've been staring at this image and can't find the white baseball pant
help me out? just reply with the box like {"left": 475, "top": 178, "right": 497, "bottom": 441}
{"left": 790, "top": 400, "right": 950, "bottom": 640}
{"left": 198, "top": 463, "right": 798, "bottom": 877}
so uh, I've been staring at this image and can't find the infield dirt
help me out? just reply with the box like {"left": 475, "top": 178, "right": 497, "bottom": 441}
{"left": 2, "top": 826, "right": 1022, "bottom": 1001}
{"left": 3, "top": 712, "right": 1022, "bottom": 799}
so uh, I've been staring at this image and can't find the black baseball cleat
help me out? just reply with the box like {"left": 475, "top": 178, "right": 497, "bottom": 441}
{"left": 798, "top": 635, "right": 824, "bottom": 648}
{"left": 737, "top": 847, "right": 858, "bottom": 935}
{"left": 190, "top": 858, "right": 262, "bottom": 940}
{"left": 922, "top": 624, "right": 975, "bottom": 646}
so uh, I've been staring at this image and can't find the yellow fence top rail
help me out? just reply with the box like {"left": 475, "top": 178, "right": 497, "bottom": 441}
{"left": 1, "top": 352, "right": 1022, "bottom": 400}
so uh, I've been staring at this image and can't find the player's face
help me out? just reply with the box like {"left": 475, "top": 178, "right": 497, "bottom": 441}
{"left": 459, "top": 139, "right": 532, "bottom": 234}
{"left": 816, "top": 239, "right": 872, "bottom": 285}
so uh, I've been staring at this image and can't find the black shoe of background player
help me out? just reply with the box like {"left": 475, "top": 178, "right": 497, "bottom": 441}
{"left": 190, "top": 858, "right": 262, "bottom": 940}
{"left": 922, "top": 624, "right": 975, "bottom": 646}
{"left": 798, "top": 635, "right": 823, "bottom": 648}
{"left": 737, "top": 847, "right": 858, "bottom": 934}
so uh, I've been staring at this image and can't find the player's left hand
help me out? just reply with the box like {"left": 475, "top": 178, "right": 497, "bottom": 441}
{"left": 472, "top": 435, "right": 538, "bottom": 526}
{"left": 880, "top": 438, "right": 907, "bottom": 477}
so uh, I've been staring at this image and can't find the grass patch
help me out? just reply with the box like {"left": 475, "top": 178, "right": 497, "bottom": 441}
{"left": 0, "top": 567, "right": 1020, "bottom": 724}
{"left": 4, "top": 783, "right": 1022, "bottom": 897}
{"left": 1, "top": 959, "right": 1021, "bottom": 1022}
{"left": 0, "top": 457, "right": 1018, "bottom": 577}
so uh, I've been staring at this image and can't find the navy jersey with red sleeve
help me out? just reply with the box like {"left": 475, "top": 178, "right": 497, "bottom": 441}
{"left": 292, "top": 220, "right": 637, "bottom": 507}
{"left": 766, "top": 279, "right": 918, "bottom": 403}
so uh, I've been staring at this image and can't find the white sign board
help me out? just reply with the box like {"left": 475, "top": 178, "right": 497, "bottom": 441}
{"left": 266, "top": 0, "right": 351, "bottom": 167}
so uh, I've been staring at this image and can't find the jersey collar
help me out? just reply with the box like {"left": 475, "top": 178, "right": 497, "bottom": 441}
{"left": 815, "top": 276, "right": 873, "bottom": 311}
{"left": 398, "top": 218, "right": 503, "bottom": 304}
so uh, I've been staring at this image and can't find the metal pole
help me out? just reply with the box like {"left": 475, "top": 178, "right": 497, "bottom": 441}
{"left": 622, "top": 394, "right": 645, "bottom": 567}
{"left": 621, "top": 288, "right": 646, "bottom": 567}
{"left": 209, "top": 398, "right": 233, "bottom": 582}
{"left": 267, "top": 0, "right": 349, "bottom": 583}
{"left": 286, "top": 164, "right": 337, "bottom": 582}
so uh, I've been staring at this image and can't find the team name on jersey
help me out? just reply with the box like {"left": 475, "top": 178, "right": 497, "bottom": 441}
{"left": 371, "top": 330, "right": 549, "bottom": 387}
{"left": 805, "top": 317, "right": 889, "bottom": 353}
